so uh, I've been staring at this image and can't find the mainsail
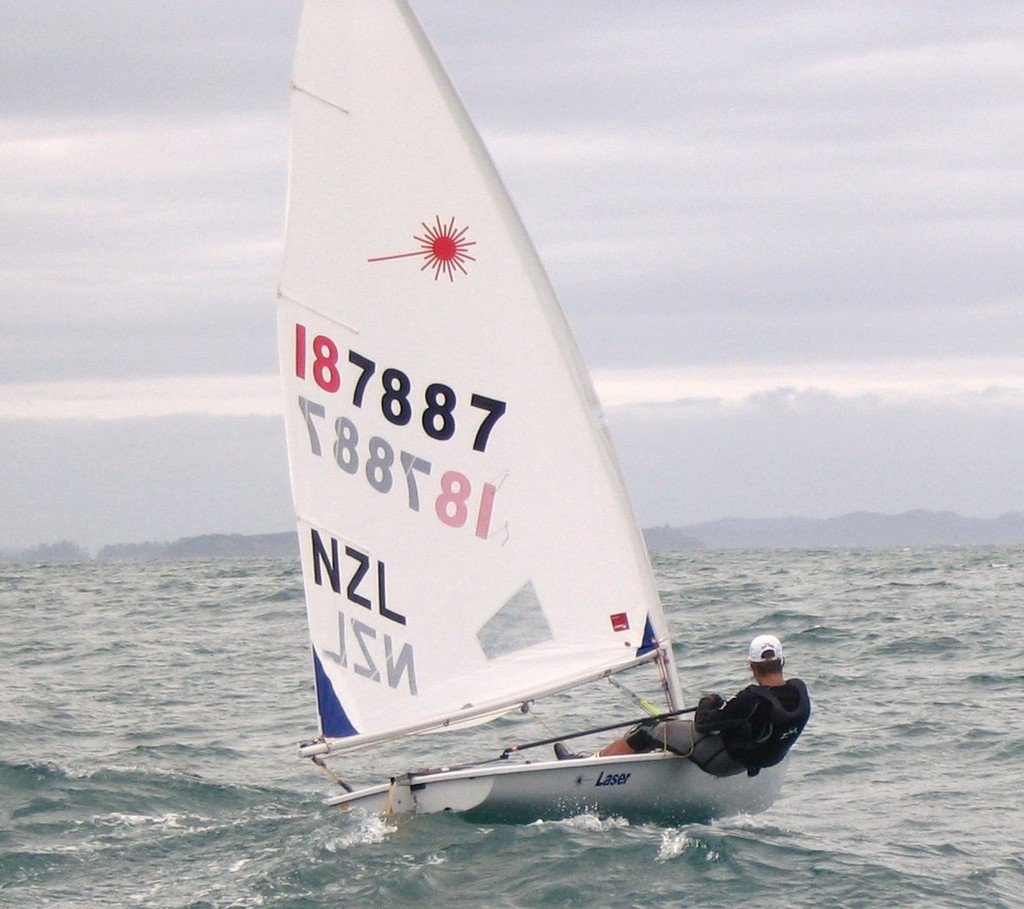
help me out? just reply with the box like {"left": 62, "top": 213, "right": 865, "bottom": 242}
{"left": 278, "top": 0, "right": 683, "bottom": 754}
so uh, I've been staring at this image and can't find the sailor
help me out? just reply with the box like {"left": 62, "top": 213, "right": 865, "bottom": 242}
{"left": 555, "top": 634, "right": 810, "bottom": 777}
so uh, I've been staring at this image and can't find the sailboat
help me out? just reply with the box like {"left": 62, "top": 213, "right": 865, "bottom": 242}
{"left": 277, "top": 0, "right": 785, "bottom": 823}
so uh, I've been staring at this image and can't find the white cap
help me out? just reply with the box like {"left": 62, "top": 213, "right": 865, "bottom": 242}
{"left": 748, "top": 634, "right": 784, "bottom": 663}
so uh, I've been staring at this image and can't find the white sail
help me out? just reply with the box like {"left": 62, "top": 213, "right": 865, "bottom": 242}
{"left": 279, "top": 0, "right": 682, "bottom": 754}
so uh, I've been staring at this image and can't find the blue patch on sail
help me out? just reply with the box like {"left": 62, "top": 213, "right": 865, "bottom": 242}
{"left": 636, "top": 616, "right": 658, "bottom": 657}
{"left": 476, "top": 581, "right": 553, "bottom": 659}
{"left": 312, "top": 648, "right": 357, "bottom": 738}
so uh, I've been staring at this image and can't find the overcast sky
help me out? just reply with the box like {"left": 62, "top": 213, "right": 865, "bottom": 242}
{"left": 2, "top": 1, "right": 1023, "bottom": 552}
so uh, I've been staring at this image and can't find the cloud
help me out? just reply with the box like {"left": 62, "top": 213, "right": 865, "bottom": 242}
{"left": 3, "top": 2, "right": 1023, "bottom": 548}
{"left": 0, "top": 3, "right": 294, "bottom": 385}
{"left": 415, "top": 3, "right": 1024, "bottom": 371}
{"left": 6, "top": 380, "right": 1022, "bottom": 552}
{"left": 0, "top": 2, "right": 299, "bottom": 118}
{"left": 592, "top": 357, "right": 1024, "bottom": 408}
{"left": 9, "top": 353, "right": 1020, "bottom": 424}
{"left": 0, "top": 112, "right": 285, "bottom": 383}
{"left": 0, "top": 375, "right": 281, "bottom": 421}
{"left": 608, "top": 386, "right": 1024, "bottom": 526}
{"left": 5, "top": 1, "right": 1022, "bottom": 385}
{"left": 0, "top": 414, "right": 293, "bottom": 553}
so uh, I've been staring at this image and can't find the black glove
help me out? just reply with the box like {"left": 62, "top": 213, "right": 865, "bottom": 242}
{"left": 698, "top": 693, "right": 724, "bottom": 712}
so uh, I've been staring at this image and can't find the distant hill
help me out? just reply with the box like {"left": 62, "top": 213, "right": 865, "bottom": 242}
{"left": 641, "top": 525, "right": 704, "bottom": 551}
{"left": 643, "top": 510, "right": 1024, "bottom": 551}
{"left": 0, "top": 540, "right": 91, "bottom": 564}
{"left": 6, "top": 512, "right": 1024, "bottom": 563}
{"left": 97, "top": 532, "right": 299, "bottom": 561}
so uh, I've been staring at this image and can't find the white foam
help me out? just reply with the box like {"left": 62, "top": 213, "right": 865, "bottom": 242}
{"left": 325, "top": 812, "right": 398, "bottom": 849}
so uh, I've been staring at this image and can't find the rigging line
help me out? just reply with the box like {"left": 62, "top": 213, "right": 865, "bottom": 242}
{"left": 501, "top": 706, "right": 697, "bottom": 757}
{"left": 311, "top": 755, "right": 354, "bottom": 792}
{"left": 528, "top": 709, "right": 562, "bottom": 741}
{"left": 607, "top": 675, "right": 661, "bottom": 716}
{"left": 655, "top": 651, "right": 673, "bottom": 704}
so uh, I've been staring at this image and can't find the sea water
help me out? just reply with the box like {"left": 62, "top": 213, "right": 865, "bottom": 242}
{"left": 2, "top": 548, "right": 1022, "bottom": 908}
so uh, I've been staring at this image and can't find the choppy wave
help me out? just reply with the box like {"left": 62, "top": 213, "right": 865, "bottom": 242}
{"left": 2, "top": 549, "right": 1023, "bottom": 908}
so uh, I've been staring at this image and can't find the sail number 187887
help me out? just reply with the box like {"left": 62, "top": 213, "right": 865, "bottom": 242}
{"left": 294, "top": 323, "right": 506, "bottom": 453}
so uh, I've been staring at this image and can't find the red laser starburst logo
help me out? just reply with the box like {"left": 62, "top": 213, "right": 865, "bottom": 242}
{"left": 368, "top": 216, "right": 477, "bottom": 281}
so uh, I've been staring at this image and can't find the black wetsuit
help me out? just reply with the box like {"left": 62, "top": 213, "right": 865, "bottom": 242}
{"left": 694, "top": 678, "right": 811, "bottom": 774}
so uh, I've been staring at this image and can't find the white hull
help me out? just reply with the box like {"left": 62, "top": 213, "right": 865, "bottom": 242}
{"left": 325, "top": 753, "right": 786, "bottom": 825}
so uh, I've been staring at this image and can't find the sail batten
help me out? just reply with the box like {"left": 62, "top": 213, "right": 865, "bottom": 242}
{"left": 290, "top": 81, "right": 351, "bottom": 114}
{"left": 280, "top": 0, "right": 683, "bottom": 753}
